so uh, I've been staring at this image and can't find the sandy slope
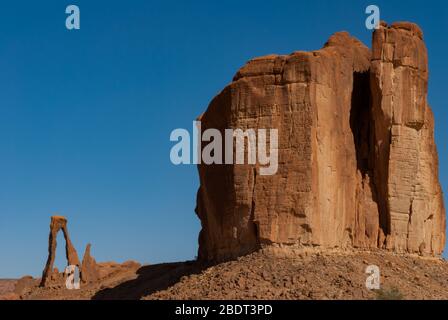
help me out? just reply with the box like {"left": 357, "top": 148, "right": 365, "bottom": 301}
{"left": 7, "top": 248, "right": 448, "bottom": 300}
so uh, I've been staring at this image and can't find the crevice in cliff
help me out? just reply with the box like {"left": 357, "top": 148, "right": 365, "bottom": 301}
{"left": 350, "top": 71, "right": 372, "bottom": 177}
{"left": 350, "top": 71, "right": 389, "bottom": 243}
{"left": 250, "top": 167, "right": 261, "bottom": 249}
{"left": 369, "top": 72, "right": 392, "bottom": 241}
{"left": 406, "top": 198, "right": 414, "bottom": 249}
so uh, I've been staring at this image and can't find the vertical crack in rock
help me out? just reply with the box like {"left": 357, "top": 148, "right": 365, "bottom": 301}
{"left": 250, "top": 167, "right": 260, "bottom": 245}
{"left": 350, "top": 71, "right": 372, "bottom": 177}
{"left": 369, "top": 69, "right": 392, "bottom": 242}
{"left": 350, "top": 70, "right": 384, "bottom": 249}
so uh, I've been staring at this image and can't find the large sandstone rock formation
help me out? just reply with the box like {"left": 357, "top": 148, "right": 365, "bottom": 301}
{"left": 196, "top": 21, "right": 445, "bottom": 261}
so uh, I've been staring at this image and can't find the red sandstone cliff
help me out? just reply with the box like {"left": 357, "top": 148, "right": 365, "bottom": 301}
{"left": 196, "top": 21, "right": 446, "bottom": 261}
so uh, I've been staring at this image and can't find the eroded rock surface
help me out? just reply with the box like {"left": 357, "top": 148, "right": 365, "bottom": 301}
{"left": 40, "top": 216, "right": 81, "bottom": 287}
{"left": 40, "top": 216, "right": 101, "bottom": 287}
{"left": 370, "top": 22, "right": 445, "bottom": 254}
{"left": 81, "top": 244, "right": 100, "bottom": 284}
{"left": 196, "top": 22, "right": 445, "bottom": 261}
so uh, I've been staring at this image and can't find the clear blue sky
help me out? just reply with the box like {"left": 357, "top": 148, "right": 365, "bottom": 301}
{"left": 0, "top": 0, "right": 447, "bottom": 278}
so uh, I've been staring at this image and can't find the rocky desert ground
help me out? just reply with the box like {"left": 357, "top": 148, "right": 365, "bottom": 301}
{"left": 1, "top": 247, "right": 448, "bottom": 300}
{"left": 0, "top": 280, "right": 18, "bottom": 300}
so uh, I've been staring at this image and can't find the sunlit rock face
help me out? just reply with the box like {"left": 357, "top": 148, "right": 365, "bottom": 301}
{"left": 195, "top": 21, "right": 446, "bottom": 262}
{"left": 370, "top": 22, "right": 445, "bottom": 255}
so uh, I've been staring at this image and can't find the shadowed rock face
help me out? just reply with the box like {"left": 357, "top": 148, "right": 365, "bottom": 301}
{"left": 196, "top": 21, "right": 445, "bottom": 262}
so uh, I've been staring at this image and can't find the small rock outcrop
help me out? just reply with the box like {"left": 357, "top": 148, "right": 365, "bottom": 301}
{"left": 81, "top": 244, "right": 100, "bottom": 284}
{"left": 196, "top": 21, "right": 445, "bottom": 261}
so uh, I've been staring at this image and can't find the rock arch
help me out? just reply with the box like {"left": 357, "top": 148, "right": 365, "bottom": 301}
{"left": 40, "top": 216, "right": 81, "bottom": 287}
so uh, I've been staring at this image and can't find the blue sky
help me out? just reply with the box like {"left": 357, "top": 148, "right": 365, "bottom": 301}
{"left": 0, "top": 0, "right": 447, "bottom": 278}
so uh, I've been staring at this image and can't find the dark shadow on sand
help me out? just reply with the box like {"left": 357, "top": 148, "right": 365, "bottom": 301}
{"left": 92, "top": 261, "right": 207, "bottom": 300}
